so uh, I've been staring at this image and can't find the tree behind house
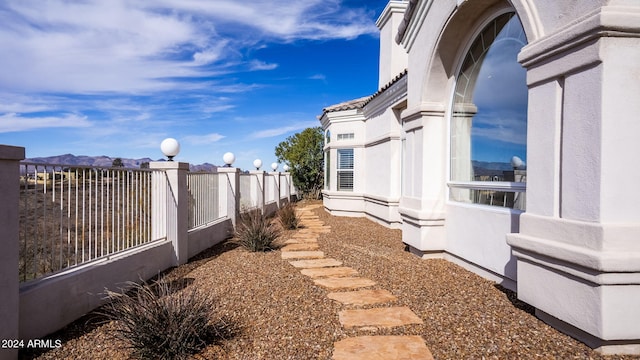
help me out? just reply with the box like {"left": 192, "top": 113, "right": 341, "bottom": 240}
{"left": 112, "top": 158, "right": 124, "bottom": 167}
{"left": 275, "top": 127, "right": 323, "bottom": 199}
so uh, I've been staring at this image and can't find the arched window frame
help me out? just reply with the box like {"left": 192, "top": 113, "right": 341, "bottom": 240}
{"left": 447, "top": 9, "right": 528, "bottom": 211}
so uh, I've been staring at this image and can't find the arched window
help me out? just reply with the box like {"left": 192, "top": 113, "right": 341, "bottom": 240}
{"left": 449, "top": 12, "right": 528, "bottom": 210}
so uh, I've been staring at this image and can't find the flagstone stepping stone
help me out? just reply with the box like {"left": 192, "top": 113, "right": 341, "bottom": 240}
{"left": 301, "top": 227, "right": 330, "bottom": 233}
{"left": 332, "top": 335, "right": 433, "bottom": 360}
{"left": 327, "top": 289, "right": 398, "bottom": 306}
{"left": 292, "top": 231, "right": 320, "bottom": 237}
{"left": 338, "top": 307, "right": 424, "bottom": 328}
{"left": 313, "top": 277, "right": 376, "bottom": 290}
{"left": 281, "top": 250, "right": 324, "bottom": 260}
{"left": 289, "top": 258, "right": 343, "bottom": 269}
{"left": 302, "top": 226, "right": 331, "bottom": 230}
{"left": 284, "top": 237, "right": 318, "bottom": 245}
{"left": 300, "top": 266, "right": 359, "bottom": 279}
{"left": 281, "top": 243, "right": 319, "bottom": 251}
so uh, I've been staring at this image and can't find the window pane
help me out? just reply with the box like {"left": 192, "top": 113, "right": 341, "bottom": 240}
{"left": 337, "top": 149, "right": 354, "bottom": 169}
{"left": 325, "top": 150, "right": 330, "bottom": 190}
{"left": 337, "top": 171, "right": 353, "bottom": 191}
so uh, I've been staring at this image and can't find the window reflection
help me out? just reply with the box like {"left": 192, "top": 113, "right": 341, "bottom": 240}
{"left": 450, "top": 12, "right": 528, "bottom": 210}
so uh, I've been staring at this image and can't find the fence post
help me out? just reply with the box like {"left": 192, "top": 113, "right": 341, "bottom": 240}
{"left": 217, "top": 167, "right": 240, "bottom": 228}
{"left": 270, "top": 171, "right": 281, "bottom": 208}
{"left": 283, "top": 172, "right": 293, "bottom": 201}
{"left": 150, "top": 161, "right": 190, "bottom": 266}
{"left": 250, "top": 170, "right": 265, "bottom": 214}
{"left": 0, "top": 145, "right": 24, "bottom": 360}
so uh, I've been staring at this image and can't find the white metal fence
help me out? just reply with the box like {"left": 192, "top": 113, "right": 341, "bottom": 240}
{"left": 18, "top": 163, "right": 166, "bottom": 282}
{"left": 17, "top": 163, "right": 296, "bottom": 283}
{"left": 187, "top": 172, "right": 224, "bottom": 229}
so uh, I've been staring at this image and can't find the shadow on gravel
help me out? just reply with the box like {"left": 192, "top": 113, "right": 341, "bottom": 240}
{"left": 494, "top": 284, "right": 535, "bottom": 315}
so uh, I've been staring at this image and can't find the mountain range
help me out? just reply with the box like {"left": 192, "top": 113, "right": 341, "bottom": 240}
{"left": 24, "top": 154, "right": 219, "bottom": 172}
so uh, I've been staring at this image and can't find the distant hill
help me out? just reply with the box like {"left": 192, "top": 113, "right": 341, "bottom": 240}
{"left": 24, "top": 154, "right": 219, "bottom": 172}
{"left": 472, "top": 160, "right": 513, "bottom": 176}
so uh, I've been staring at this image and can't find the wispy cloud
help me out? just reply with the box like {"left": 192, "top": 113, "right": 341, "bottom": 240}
{"left": 0, "top": 0, "right": 377, "bottom": 95}
{"left": 249, "top": 60, "right": 279, "bottom": 71}
{"left": 308, "top": 74, "right": 327, "bottom": 81}
{"left": 472, "top": 112, "right": 527, "bottom": 145}
{"left": 0, "top": 113, "right": 92, "bottom": 133}
{"left": 184, "top": 133, "right": 226, "bottom": 145}
{"left": 0, "top": 0, "right": 382, "bottom": 169}
{"left": 250, "top": 121, "right": 319, "bottom": 139}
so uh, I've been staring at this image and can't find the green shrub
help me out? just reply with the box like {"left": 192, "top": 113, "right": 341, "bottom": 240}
{"left": 102, "top": 278, "right": 227, "bottom": 360}
{"left": 233, "top": 210, "right": 280, "bottom": 252}
{"left": 278, "top": 202, "right": 299, "bottom": 230}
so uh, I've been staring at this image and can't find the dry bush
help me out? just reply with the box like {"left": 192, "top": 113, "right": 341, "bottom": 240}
{"left": 232, "top": 210, "right": 280, "bottom": 252}
{"left": 102, "top": 278, "right": 229, "bottom": 360}
{"left": 278, "top": 202, "right": 299, "bottom": 230}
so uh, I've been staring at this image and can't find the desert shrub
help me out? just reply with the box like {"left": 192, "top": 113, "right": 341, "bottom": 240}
{"left": 278, "top": 202, "right": 299, "bottom": 230}
{"left": 233, "top": 210, "right": 280, "bottom": 252}
{"left": 102, "top": 278, "right": 227, "bottom": 360}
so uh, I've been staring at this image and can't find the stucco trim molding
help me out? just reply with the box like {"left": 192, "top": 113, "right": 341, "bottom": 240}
{"left": 519, "top": 5, "right": 640, "bottom": 68}
{"left": 364, "top": 132, "right": 402, "bottom": 148}
{"left": 398, "top": 0, "right": 433, "bottom": 51}
{"left": 507, "top": 233, "right": 640, "bottom": 275}
{"left": 364, "top": 75, "right": 408, "bottom": 118}
{"left": 401, "top": 102, "right": 446, "bottom": 132}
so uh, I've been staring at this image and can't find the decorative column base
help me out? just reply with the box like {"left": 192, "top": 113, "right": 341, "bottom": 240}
{"left": 507, "top": 214, "right": 640, "bottom": 355}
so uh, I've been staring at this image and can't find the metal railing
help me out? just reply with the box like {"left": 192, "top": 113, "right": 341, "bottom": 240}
{"left": 18, "top": 163, "right": 165, "bottom": 282}
{"left": 187, "top": 172, "right": 223, "bottom": 229}
{"left": 448, "top": 181, "right": 526, "bottom": 210}
{"left": 18, "top": 162, "right": 296, "bottom": 282}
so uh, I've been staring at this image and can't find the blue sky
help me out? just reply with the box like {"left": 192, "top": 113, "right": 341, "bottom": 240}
{"left": 0, "top": 0, "right": 389, "bottom": 171}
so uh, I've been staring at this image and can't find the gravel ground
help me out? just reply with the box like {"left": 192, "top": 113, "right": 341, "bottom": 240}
{"left": 21, "top": 201, "right": 640, "bottom": 359}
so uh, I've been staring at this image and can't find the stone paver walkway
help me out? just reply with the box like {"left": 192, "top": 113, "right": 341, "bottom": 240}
{"left": 281, "top": 203, "right": 434, "bottom": 360}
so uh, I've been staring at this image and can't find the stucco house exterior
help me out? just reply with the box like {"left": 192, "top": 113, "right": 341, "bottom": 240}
{"left": 319, "top": 0, "right": 640, "bottom": 354}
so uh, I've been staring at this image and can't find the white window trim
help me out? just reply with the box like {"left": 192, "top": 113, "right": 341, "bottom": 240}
{"left": 337, "top": 148, "right": 354, "bottom": 191}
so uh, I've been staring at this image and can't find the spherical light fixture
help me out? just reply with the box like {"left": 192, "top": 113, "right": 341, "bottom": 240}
{"left": 253, "top": 159, "right": 262, "bottom": 170}
{"left": 283, "top": 164, "right": 290, "bottom": 172}
{"left": 160, "top": 138, "right": 180, "bottom": 161}
{"left": 271, "top": 162, "right": 278, "bottom": 171}
{"left": 511, "top": 156, "right": 525, "bottom": 170}
{"left": 223, "top": 152, "right": 235, "bottom": 167}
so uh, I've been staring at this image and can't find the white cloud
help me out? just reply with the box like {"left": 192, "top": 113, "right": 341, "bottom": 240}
{"left": 0, "top": 113, "right": 92, "bottom": 133}
{"left": 472, "top": 113, "right": 527, "bottom": 145}
{"left": 308, "top": 74, "right": 327, "bottom": 81}
{"left": 249, "top": 60, "right": 278, "bottom": 71}
{"left": 250, "top": 121, "right": 318, "bottom": 139}
{"left": 184, "top": 133, "right": 226, "bottom": 145}
{"left": 0, "top": 0, "right": 377, "bottom": 95}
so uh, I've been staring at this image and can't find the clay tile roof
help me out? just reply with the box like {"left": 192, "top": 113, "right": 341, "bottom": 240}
{"left": 322, "top": 96, "right": 371, "bottom": 113}
{"left": 362, "top": 69, "right": 407, "bottom": 107}
{"left": 321, "top": 70, "right": 408, "bottom": 116}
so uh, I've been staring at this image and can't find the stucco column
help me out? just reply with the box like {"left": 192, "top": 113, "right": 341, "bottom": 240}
{"left": 249, "top": 170, "right": 265, "bottom": 214}
{"left": 269, "top": 171, "right": 281, "bottom": 207}
{"left": 217, "top": 167, "right": 240, "bottom": 228}
{"left": 0, "top": 145, "right": 25, "bottom": 360}
{"left": 399, "top": 104, "right": 447, "bottom": 254}
{"left": 507, "top": 8, "right": 640, "bottom": 354}
{"left": 150, "top": 161, "right": 189, "bottom": 266}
